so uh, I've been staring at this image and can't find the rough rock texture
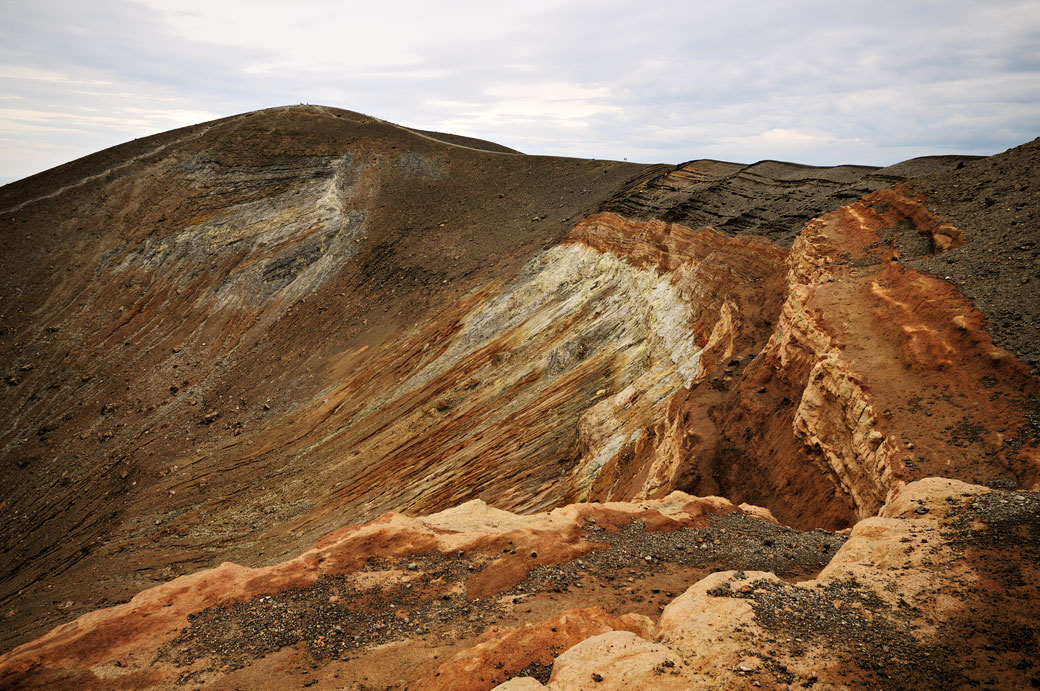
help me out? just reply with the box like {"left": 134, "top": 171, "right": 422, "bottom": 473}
{"left": 0, "top": 492, "right": 834, "bottom": 688}
{"left": 694, "top": 185, "right": 1040, "bottom": 528}
{"left": 504, "top": 478, "right": 1040, "bottom": 690}
{"left": 1, "top": 479, "right": 1036, "bottom": 689}
{"left": 0, "top": 105, "right": 660, "bottom": 650}
{"left": 906, "top": 138, "right": 1040, "bottom": 371}
{"left": 1, "top": 107, "right": 1038, "bottom": 688}
{"left": 601, "top": 155, "right": 977, "bottom": 245}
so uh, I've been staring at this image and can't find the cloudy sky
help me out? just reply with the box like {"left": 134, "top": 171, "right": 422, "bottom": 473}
{"left": 1, "top": 0, "right": 1038, "bottom": 184}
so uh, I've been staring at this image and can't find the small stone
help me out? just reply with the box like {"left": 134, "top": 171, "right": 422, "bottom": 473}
{"left": 591, "top": 672, "right": 603, "bottom": 682}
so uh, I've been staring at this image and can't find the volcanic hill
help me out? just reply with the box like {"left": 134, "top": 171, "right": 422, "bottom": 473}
{"left": 0, "top": 105, "right": 1037, "bottom": 689}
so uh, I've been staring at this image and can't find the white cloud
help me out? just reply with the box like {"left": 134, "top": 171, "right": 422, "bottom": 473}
{"left": 0, "top": 0, "right": 1038, "bottom": 179}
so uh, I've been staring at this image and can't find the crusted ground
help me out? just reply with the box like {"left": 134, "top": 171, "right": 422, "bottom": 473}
{"left": 0, "top": 108, "right": 1038, "bottom": 689}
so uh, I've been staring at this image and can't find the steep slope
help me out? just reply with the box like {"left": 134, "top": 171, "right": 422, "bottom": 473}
{"left": 906, "top": 138, "right": 1040, "bottom": 371}
{"left": 0, "top": 105, "right": 659, "bottom": 650}
{"left": 668, "top": 184, "right": 1039, "bottom": 528}
{"left": 1, "top": 106, "right": 1037, "bottom": 682}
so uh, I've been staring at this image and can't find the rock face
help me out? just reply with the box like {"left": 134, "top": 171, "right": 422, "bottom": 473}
{"left": 0, "top": 492, "right": 819, "bottom": 688}
{"left": 505, "top": 478, "right": 1040, "bottom": 690}
{"left": 0, "top": 107, "right": 1038, "bottom": 687}
{"left": 1, "top": 479, "right": 1037, "bottom": 689}
{"left": 0, "top": 105, "right": 660, "bottom": 650}
{"left": 600, "top": 155, "right": 977, "bottom": 244}
{"left": 695, "top": 185, "right": 1039, "bottom": 528}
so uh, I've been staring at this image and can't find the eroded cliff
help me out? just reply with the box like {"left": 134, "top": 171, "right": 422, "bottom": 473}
{"left": 1, "top": 478, "right": 1036, "bottom": 689}
{"left": 0, "top": 108, "right": 1038, "bottom": 688}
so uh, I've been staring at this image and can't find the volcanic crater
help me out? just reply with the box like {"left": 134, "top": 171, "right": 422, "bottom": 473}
{"left": 0, "top": 105, "right": 1037, "bottom": 689}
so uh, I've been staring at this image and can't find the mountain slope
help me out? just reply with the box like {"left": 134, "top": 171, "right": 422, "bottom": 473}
{"left": 0, "top": 106, "right": 1036, "bottom": 686}
{"left": 0, "top": 105, "right": 657, "bottom": 650}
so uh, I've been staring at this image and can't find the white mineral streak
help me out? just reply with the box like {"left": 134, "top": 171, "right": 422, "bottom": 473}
{"left": 118, "top": 153, "right": 367, "bottom": 313}
{"left": 352, "top": 243, "right": 706, "bottom": 494}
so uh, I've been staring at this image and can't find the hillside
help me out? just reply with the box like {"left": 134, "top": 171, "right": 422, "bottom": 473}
{"left": 0, "top": 107, "right": 1037, "bottom": 688}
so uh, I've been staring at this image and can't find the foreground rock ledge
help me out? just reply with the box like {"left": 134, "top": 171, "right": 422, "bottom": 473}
{"left": 2, "top": 478, "right": 1037, "bottom": 689}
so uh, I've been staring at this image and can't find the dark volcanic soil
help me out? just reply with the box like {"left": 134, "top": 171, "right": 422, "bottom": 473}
{"left": 157, "top": 512, "right": 844, "bottom": 686}
{"left": 0, "top": 103, "right": 1036, "bottom": 673}
{"left": 0, "top": 104, "right": 658, "bottom": 652}
{"left": 710, "top": 487, "right": 1040, "bottom": 690}
{"left": 906, "top": 138, "right": 1040, "bottom": 372}
{"left": 603, "top": 155, "right": 976, "bottom": 244}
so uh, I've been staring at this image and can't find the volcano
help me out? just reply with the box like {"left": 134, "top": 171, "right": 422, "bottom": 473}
{"left": 1, "top": 105, "right": 1037, "bottom": 689}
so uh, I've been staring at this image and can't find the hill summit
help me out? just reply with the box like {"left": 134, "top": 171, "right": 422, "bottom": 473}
{"left": 0, "top": 106, "right": 1037, "bottom": 688}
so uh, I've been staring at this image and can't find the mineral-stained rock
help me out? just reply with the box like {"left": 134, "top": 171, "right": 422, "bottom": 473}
{"left": 500, "top": 478, "right": 1040, "bottom": 690}
{"left": 2, "top": 478, "right": 1035, "bottom": 689}
{"left": 416, "top": 608, "right": 655, "bottom": 691}
{"left": 1, "top": 108, "right": 1037, "bottom": 688}
{"left": 686, "top": 185, "right": 1039, "bottom": 529}
{"left": 0, "top": 492, "right": 773, "bottom": 688}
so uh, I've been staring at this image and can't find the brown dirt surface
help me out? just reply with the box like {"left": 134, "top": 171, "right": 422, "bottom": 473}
{"left": 158, "top": 510, "right": 843, "bottom": 686}
{"left": 0, "top": 494, "right": 842, "bottom": 690}
{"left": 0, "top": 104, "right": 658, "bottom": 652}
{"left": 1, "top": 106, "right": 1039, "bottom": 690}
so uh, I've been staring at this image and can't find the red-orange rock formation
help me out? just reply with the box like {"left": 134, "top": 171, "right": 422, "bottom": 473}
{"left": 0, "top": 493, "right": 774, "bottom": 688}
{"left": 1, "top": 108, "right": 1037, "bottom": 688}
{"left": 534, "top": 188, "right": 1038, "bottom": 533}
{"left": 2, "top": 478, "right": 1036, "bottom": 689}
{"left": 698, "top": 187, "right": 1039, "bottom": 528}
{"left": 502, "top": 478, "right": 1040, "bottom": 689}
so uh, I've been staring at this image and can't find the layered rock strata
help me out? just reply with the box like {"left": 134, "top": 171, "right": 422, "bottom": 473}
{"left": 601, "top": 155, "right": 977, "bottom": 244}
{"left": 699, "top": 187, "right": 1039, "bottom": 527}
{"left": 2, "top": 478, "right": 1036, "bottom": 689}
{"left": 502, "top": 478, "right": 1040, "bottom": 690}
{"left": 0, "top": 105, "right": 659, "bottom": 650}
{"left": 1, "top": 106, "right": 1037, "bottom": 675}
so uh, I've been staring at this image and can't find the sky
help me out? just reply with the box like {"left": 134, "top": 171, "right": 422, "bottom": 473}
{"left": 1, "top": 0, "right": 1039, "bottom": 184}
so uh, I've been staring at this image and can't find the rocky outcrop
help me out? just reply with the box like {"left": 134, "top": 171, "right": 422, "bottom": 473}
{"left": 503, "top": 478, "right": 1040, "bottom": 690}
{"left": 561, "top": 212, "right": 786, "bottom": 502}
{"left": 2, "top": 479, "right": 1036, "bottom": 689}
{"left": 0, "top": 492, "right": 820, "bottom": 689}
{"left": 1, "top": 105, "right": 1037, "bottom": 686}
{"left": 601, "top": 155, "right": 977, "bottom": 244}
{"left": 684, "top": 186, "right": 1040, "bottom": 528}
{"left": 0, "top": 105, "right": 658, "bottom": 651}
